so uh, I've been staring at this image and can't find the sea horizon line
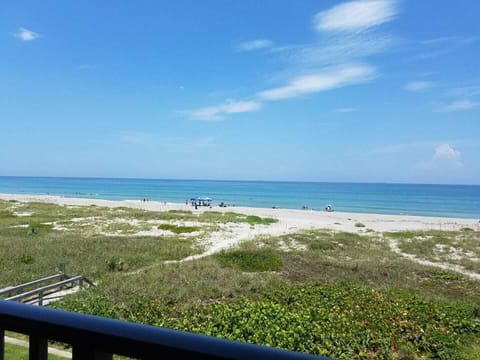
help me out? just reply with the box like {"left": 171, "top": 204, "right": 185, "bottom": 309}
{"left": 0, "top": 175, "right": 479, "bottom": 187}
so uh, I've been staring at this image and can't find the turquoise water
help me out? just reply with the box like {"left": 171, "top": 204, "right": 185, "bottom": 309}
{"left": 0, "top": 176, "right": 479, "bottom": 219}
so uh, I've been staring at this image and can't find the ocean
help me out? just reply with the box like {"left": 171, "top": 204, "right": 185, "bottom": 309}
{"left": 0, "top": 176, "right": 479, "bottom": 219}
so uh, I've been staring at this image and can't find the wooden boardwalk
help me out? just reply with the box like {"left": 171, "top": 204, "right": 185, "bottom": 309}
{"left": 0, "top": 271, "right": 94, "bottom": 306}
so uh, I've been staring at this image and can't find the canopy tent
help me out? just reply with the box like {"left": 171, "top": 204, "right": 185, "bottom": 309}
{"left": 190, "top": 196, "right": 212, "bottom": 206}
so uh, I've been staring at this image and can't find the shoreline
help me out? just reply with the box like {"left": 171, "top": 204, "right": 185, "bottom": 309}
{"left": 1, "top": 193, "right": 478, "bottom": 233}
{"left": 1, "top": 177, "right": 478, "bottom": 219}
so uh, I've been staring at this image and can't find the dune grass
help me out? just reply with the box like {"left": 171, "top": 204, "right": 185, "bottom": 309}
{"left": 2, "top": 200, "right": 480, "bottom": 358}
{"left": 0, "top": 200, "right": 277, "bottom": 286}
{"left": 215, "top": 249, "right": 283, "bottom": 272}
{"left": 384, "top": 230, "right": 480, "bottom": 273}
{"left": 157, "top": 224, "right": 201, "bottom": 233}
{"left": 55, "top": 227, "right": 480, "bottom": 358}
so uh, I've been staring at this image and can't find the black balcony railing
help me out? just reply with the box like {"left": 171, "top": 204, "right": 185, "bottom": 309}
{"left": 0, "top": 300, "right": 327, "bottom": 359}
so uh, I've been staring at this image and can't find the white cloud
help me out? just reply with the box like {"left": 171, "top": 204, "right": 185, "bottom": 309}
{"left": 258, "top": 64, "right": 374, "bottom": 100}
{"left": 236, "top": 39, "right": 273, "bottom": 52}
{"left": 405, "top": 81, "right": 433, "bottom": 92}
{"left": 434, "top": 144, "right": 461, "bottom": 162}
{"left": 416, "top": 143, "right": 463, "bottom": 170}
{"left": 439, "top": 99, "right": 478, "bottom": 112}
{"left": 420, "top": 36, "right": 477, "bottom": 46}
{"left": 180, "top": 1, "right": 397, "bottom": 121}
{"left": 277, "top": 33, "right": 393, "bottom": 72}
{"left": 187, "top": 99, "right": 262, "bottom": 121}
{"left": 313, "top": 0, "right": 398, "bottom": 32}
{"left": 15, "top": 27, "right": 40, "bottom": 41}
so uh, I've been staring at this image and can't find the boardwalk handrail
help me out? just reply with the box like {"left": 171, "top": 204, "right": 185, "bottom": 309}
{"left": 0, "top": 273, "right": 66, "bottom": 297}
{"left": 6, "top": 275, "right": 85, "bottom": 303}
{"left": 0, "top": 300, "right": 325, "bottom": 359}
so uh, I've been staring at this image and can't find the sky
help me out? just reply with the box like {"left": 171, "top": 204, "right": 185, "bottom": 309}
{"left": 1, "top": 0, "right": 479, "bottom": 184}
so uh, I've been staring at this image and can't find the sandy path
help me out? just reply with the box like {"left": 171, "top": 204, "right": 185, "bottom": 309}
{"left": 388, "top": 239, "right": 480, "bottom": 281}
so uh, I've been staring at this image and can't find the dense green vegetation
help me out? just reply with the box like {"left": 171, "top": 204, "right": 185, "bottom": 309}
{"left": 157, "top": 223, "right": 201, "bottom": 233}
{"left": 1, "top": 200, "right": 479, "bottom": 359}
{"left": 215, "top": 249, "right": 283, "bottom": 272}
{"left": 163, "top": 284, "right": 480, "bottom": 359}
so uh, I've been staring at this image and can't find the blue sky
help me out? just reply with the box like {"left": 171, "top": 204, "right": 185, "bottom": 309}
{"left": 1, "top": 0, "right": 479, "bottom": 184}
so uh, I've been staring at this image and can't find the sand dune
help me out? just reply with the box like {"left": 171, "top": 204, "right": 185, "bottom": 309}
{"left": 1, "top": 193, "right": 478, "bottom": 234}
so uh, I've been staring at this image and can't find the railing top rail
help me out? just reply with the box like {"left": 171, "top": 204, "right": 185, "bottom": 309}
{"left": 0, "top": 300, "right": 326, "bottom": 359}
{"left": 6, "top": 275, "right": 83, "bottom": 302}
{"left": 0, "top": 273, "right": 65, "bottom": 296}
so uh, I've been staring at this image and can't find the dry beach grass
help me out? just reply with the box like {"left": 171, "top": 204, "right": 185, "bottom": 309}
{"left": 0, "top": 194, "right": 479, "bottom": 358}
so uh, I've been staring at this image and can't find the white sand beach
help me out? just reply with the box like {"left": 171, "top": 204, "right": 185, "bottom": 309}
{"left": 1, "top": 193, "right": 478, "bottom": 234}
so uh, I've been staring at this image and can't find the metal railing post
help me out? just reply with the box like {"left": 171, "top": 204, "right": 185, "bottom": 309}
{"left": 0, "top": 329, "right": 4, "bottom": 360}
{"left": 72, "top": 345, "right": 112, "bottom": 360}
{"left": 29, "top": 334, "right": 48, "bottom": 360}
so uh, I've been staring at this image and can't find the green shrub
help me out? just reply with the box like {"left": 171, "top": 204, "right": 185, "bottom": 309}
{"left": 19, "top": 254, "right": 34, "bottom": 265}
{"left": 158, "top": 224, "right": 200, "bottom": 233}
{"left": 0, "top": 210, "right": 15, "bottom": 219}
{"left": 354, "top": 222, "right": 365, "bottom": 228}
{"left": 27, "top": 223, "right": 53, "bottom": 235}
{"left": 246, "top": 215, "right": 278, "bottom": 225}
{"left": 384, "top": 231, "right": 417, "bottom": 240}
{"left": 106, "top": 256, "right": 127, "bottom": 272}
{"left": 309, "top": 239, "right": 335, "bottom": 251}
{"left": 162, "top": 283, "right": 480, "bottom": 359}
{"left": 332, "top": 232, "right": 364, "bottom": 245}
{"left": 215, "top": 249, "right": 283, "bottom": 272}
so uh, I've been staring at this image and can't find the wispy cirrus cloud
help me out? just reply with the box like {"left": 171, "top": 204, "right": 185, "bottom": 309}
{"left": 313, "top": 0, "right": 398, "bottom": 32}
{"left": 15, "top": 27, "right": 40, "bottom": 41}
{"left": 186, "top": 65, "right": 373, "bottom": 120}
{"left": 279, "top": 33, "right": 393, "bottom": 71}
{"left": 439, "top": 99, "right": 478, "bottom": 112}
{"left": 258, "top": 64, "right": 374, "bottom": 100}
{"left": 187, "top": 99, "right": 262, "bottom": 121}
{"left": 405, "top": 81, "right": 434, "bottom": 92}
{"left": 420, "top": 36, "right": 477, "bottom": 46}
{"left": 446, "top": 84, "right": 480, "bottom": 98}
{"left": 408, "top": 36, "right": 477, "bottom": 62}
{"left": 182, "top": 1, "right": 397, "bottom": 121}
{"left": 236, "top": 39, "right": 273, "bottom": 52}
